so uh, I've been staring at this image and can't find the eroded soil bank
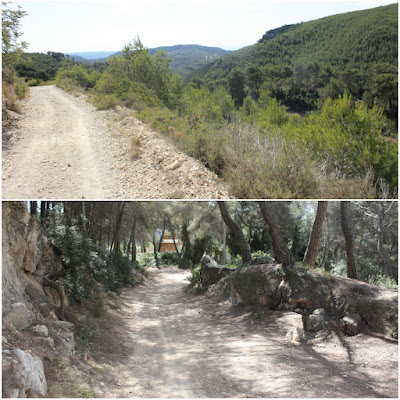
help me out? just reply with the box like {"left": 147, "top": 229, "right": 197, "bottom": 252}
{"left": 87, "top": 268, "right": 398, "bottom": 398}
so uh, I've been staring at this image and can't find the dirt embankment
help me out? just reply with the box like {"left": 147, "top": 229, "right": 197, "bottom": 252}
{"left": 87, "top": 268, "right": 398, "bottom": 398}
{"left": 2, "top": 86, "right": 229, "bottom": 199}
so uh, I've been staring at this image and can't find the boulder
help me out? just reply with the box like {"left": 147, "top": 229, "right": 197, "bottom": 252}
{"left": 199, "top": 255, "right": 235, "bottom": 287}
{"left": 50, "top": 321, "right": 75, "bottom": 354}
{"left": 305, "top": 310, "right": 325, "bottom": 332}
{"left": 3, "top": 302, "right": 34, "bottom": 331}
{"left": 283, "top": 267, "right": 398, "bottom": 338}
{"left": 286, "top": 327, "right": 304, "bottom": 342}
{"left": 2, "top": 349, "right": 47, "bottom": 397}
{"left": 30, "top": 324, "right": 49, "bottom": 337}
{"left": 340, "top": 313, "right": 362, "bottom": 336}
{"left": 230, "top": 264, "right": 284, "bottom": 307}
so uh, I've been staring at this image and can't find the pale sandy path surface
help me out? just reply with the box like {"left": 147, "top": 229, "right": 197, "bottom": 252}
{"left": 2, "top": 86, "right": 229, "bottom": 199}
{"left": 87, "top": 268, "right": 398, "bottom": 398}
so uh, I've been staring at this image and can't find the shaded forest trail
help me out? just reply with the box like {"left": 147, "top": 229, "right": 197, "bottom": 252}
{"left": 87, "top": 268, "right": 397, "bottom": 398}
{"left": 2, "top": 86, "right": 228, "bottom": 199}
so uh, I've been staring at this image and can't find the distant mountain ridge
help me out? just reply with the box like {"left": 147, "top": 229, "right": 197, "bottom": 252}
{"left": 67, "top": 45, "right": 229, "bottom": 78}
{"left": 66, "top": 51, "right": 116, "bottom": 60}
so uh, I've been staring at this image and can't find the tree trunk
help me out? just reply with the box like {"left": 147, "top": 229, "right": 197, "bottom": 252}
{"left": 109, "top": 202, "right": 125, "bottom": 257}
{"left": 220, "top": 218, "right": 227, "bottom": 265}
{"left": 340, "top": 201, "right": 358, "bottom": 279}
{"left": 180, "top": 221, "right": 192, "bottom": 269}
{"left": 152, "top": 232, "right": 159, "bottom": 267}
{"left": 257, "top": 201, "right": 294, "bottom": 268}
{"left": 217, "top": 202, "right": 252, "bottom": 264}
{"left": 303, "top": 201, "right": 328, "bottom": 267}
{"left": 130, "top": 216, "right": 137, "bottom": 265}
{"left": 157, "top": 218, "right": 166, "bottom": 252}
{"left": 30, "top": 201, "right": 37, "bottom": 216}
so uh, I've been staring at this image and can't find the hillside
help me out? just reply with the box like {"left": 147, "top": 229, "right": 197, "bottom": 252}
{"left": 148, "top": 44, "right": 228, "bottom": 78}
{"left": 187, "top": 4, "right": 398, "bottom": 115}
{"left": 192, "top": 4, "right": 397, "bottom": 78}
{"left": 68, "top": 44, "right": 228, "bottom": 78}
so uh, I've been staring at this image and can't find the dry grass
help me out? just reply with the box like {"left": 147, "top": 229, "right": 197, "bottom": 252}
{"left": 47, "top": 357, "right": 98, "bottom": 398}
{"left": 130, "top": 135, "right": 143, "bottom": 159}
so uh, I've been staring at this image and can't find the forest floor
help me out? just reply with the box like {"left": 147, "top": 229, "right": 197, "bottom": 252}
{"left": 86, "top": 267, "right": 398, "bottom": 398}
{"left": 2, "top": 86, "right": 229, "bottom": 199}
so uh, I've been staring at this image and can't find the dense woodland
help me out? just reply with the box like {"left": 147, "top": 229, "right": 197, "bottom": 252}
{"left": 27, "top": 201, "right": 398, "bottom": 307}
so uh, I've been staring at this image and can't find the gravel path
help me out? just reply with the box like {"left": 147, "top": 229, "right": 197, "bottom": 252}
{"left": 2, "top": 86, "right": 229, "bottom": 199}
{"left": 88, "top": 268, "right": 398, "bottom": 398}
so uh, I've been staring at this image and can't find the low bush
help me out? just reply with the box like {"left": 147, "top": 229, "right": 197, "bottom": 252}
{"left": 160, "top": 251, "right": 180, "bottom": 265}
{"left": 55, "top": 64, "right": 101, "bottom": 92}
{"left": 91, "top": 93, "right": 119, "bottom": 110}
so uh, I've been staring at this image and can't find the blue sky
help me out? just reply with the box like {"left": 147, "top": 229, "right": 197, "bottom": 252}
{"left": 12, "top": 0, "right": 397, "bottom": 53}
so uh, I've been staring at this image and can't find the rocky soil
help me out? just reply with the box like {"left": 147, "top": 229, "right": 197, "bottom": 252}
{"left": 87, "top": 267, "right": 398, "bottom": 398}
{"left": 2, "top": 86, "right": 230, "bottom": 199}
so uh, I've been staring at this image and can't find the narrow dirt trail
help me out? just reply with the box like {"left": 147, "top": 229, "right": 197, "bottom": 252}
{"left": 88, "top": 268, "right": 397, "bottom": 398}
{"left": 2, "top": 86, "right": 229, "bottom": 199}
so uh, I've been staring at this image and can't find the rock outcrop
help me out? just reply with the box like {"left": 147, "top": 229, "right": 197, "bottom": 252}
{"left": 2, "top": 202, "right": 75, "bottom": 398}
{"left": 198, "top": 256, "right": 398, "bottom": 339}
{"left": 199, "top": 255, "right": 235, "bottom": 287}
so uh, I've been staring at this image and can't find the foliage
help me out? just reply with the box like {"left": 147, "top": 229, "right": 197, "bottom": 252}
{"left": 79, "top": 315, "right": 99, "bottom": 346}
{"left": 137, "top": 252, "right": 156, "bottom": 267}
{"left": 159, "top": 251, "right": 180, "bottom": 265}
{"left": 15, "top": 52, "right": 77, "bottom": 81}
{"left": 91, "top": 92, "right": 119, "bottom": 110}
{"left": 98, "top": 37, "right": 183, "bottom": 109}
{"left": 2, "top": 2, "right": 28, "bottom": 68}
{"left": 296, "top": 94, "right": 397, "bottom": 193}
{"left": 45, "top": 207, "right": 136, "bottom": 304}
{"left": 187, "top": 4, "right": 398, "bottom": 121}
{"left": 55, "top": 64, "right": 101, "bottom": 92}
{"left": 150, "top": 44, "right": 228, "bottom": 79}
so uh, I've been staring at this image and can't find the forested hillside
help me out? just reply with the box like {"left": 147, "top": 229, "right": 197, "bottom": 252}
{"left": 148, "top": 45, "right": 228, "bottom": 78}
{"left": 188, "top": 3, "right": 398, "bottom": 118}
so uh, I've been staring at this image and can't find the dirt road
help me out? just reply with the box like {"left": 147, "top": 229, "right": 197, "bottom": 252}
{"left": 2, "top": 86, "right": 228, "bottom": 199}
{"left": 88, "top": 268, "right": 398, "bottom": 398}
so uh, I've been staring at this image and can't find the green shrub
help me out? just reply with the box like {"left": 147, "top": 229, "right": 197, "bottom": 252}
{"left": 91, "top": 93, "right": 119, "bottom": 110}
{"left": 191, "top": 265, "right": 201, "bottom": 283}
{"left": 298, "top": 94, "right": 397, "bottom": 195}
{"left": 55, "top": 64, "right": 101, "bottom": 91}
{"left": 80, "top": 315, "right": 99, "bottom": 346}
{"left": 160, "top": 251, "right": 180, "bottom": 265}
{"left": 14, "top": 77, "right": 28, "bottom": 99}
{"left": 137, "top": 252, "right": 156, "bottom": 266}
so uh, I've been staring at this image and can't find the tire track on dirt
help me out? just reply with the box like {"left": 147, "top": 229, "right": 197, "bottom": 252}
{"left": 2, "top": 86, "right": 229, "bottom": 199}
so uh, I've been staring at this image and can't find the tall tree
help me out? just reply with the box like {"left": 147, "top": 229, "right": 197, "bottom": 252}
{"left": 257, "top": 201, "right": 294, "bottom": 268}
{"left": 340, "top": 201, "right": 358, "bottom": 279}
{"left": 217, "top": 202, "right": 252, "bottom": 264}
{"left": 303, "top": 201, "right": 328, "bottom": 267}
{"left": 2, "top": 2, "right": 28, "bottom": 67}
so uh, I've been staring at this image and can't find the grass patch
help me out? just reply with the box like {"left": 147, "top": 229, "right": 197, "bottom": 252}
{"left": 47, "top": 357, "right": 98, "bottom": 398}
